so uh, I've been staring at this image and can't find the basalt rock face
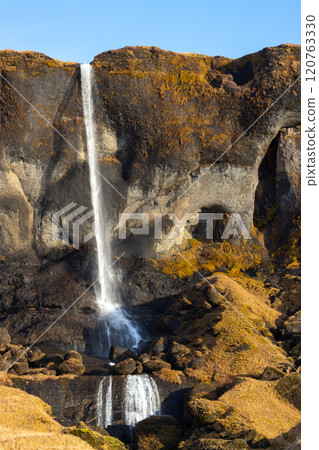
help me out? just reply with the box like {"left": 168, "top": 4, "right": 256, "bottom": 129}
{"left": 0, "top": 46, "right": 300, "bottom": 348}
{"left": 0, "top": 45, "right": 300, "bottom": 259}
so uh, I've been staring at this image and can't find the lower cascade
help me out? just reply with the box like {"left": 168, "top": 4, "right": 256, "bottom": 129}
{"left": 124, "top": 374, "right": 161, "bottom": 427}
{"left": 97, "top": 376, "right": 113, "bottom": 428}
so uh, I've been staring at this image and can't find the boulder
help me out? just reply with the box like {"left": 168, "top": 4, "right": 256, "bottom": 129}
{"left": 57, "top": 358, "right": 85, "bottom": 376}
{"left": 65, "top": 421, "right": 126, "bottom": 449}
{"left": 64, "top": 350, "right": 83, "bottom": 363}
{"left": 151, "top": 337, "right": 167, "bottom": 355}
{"left": 186, "top": 383, "right": 216, "bottom": 401}
{"left": 260, "top": 366, "right": 285, "bottom": 381}
{"left": 138, "top": 353, "right": 151, "bottom": 364}
{"left": 11, "top": 361, "right": 29, "bottom": 375}
{"left": 184, "top": 398, "right": 231, "bottom": 426}
{"left": 0, "top": 328, "right": 10, "bottom": 346}
{"left": 154, "top": 368, "right": 184, "bottom": 385}
{"left": 143, "top": 359, "right": 171, "bottom": 373}
{"left": 134, "top": 415, "right": 182, "bottom": 450}
{"left": 284, "top": 311, "right": 301, "bottom": 336}
{"left": 26, "top": 347, "right": 45, "bottom": 363}
{"left": 112, "top": 358, "right": 137, "bottom": 375}
{"left": 109, "top": 345, "right": 136, "bottom": 363}
{"left": 179, "top": 438, "right": 248, "bottom": 449}
{"left": 168, "top": 342, "right": 191, "bottom": 357}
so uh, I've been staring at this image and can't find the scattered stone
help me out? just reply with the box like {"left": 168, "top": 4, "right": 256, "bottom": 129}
{"left": 112, "top": 358, "right": 137, "bottom": 375}
{"left": 134, "top": 415, "right": 182, "bottom": 450}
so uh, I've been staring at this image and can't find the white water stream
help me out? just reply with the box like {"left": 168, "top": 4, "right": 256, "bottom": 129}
{"left": 80, "top": 63, "right": 142, "bottom": 352}
{"left": 124, "top": 374, "right": 161, "bottom": 427}
{"left": 97, "top": 376, "right": 113, "bottom": 428}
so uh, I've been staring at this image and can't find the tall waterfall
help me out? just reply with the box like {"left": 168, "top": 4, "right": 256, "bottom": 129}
{"left": 80, "top": 64, "right": 142, "bottom": 352}
{"left": 124, "top": 374, "right": 161, "bottom": 427}
{"left": 97, "top": 376, "right": 113, "bottom": 428}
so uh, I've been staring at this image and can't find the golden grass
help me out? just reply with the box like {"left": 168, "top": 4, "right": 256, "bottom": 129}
{"left": 220, "top": 378, "right": 301, "bottom": 439}
{"left": 159, "top": 240, "right": 262, "bottom": 279}
{"left": 175, "top": 273, "right": 285, "bottom": 379}
{"left": 0, "top": 386, "right": 91, "bottom": 449}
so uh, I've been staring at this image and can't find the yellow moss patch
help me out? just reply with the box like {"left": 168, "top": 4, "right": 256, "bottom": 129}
{"left": 220, "top": 378, "right": 300, "bottom": 439}
{"left": 154, "top": 368, "right": 185, "bottom": 384}
{"left": 159, "top": 240, "right": 261, "bottom": 279}
{"left": 0, "top": 386, "right": 92, "bottom": 448}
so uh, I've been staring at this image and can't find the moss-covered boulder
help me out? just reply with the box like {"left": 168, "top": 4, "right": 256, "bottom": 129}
{"left": 179, "top": 437, "right": 248, "bottom": 449}
{"left": 143, "top": 359, "right": 171, "bottom": 372}
{"left": 11, "top": 361, "right": 29, "bottom": 375}
{"left": 184, "top": 398, "right": 231, "bottom": 426}
{"left": 186, "top": 383, "right": 217, "bottom": 401}
{"left": 259, "top": 366, "right": 285, "bottom": 381}
{"left": 64, "top": 350, "right": 83, "bottom": 363}
{"left": 275, "top": 374, "right": 301, "bottom": 410}
{"left": 134, "top": 415, "right": 182, "bottom": 450}
{"left": 154, "top": 368, "right": 185, "bottom": 384}
{"left": 58, "top": 357, "right": 85, "bottom": 375}
{"left": 65, "top": 421, "right": 126, "bottom": 449}
{"left": 112, "top": 358, "right": 137, "bottom": 375}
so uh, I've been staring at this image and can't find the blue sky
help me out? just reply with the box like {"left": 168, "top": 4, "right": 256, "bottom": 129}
{"left": 0, "top": 0, "right": 300, "bottom": 62}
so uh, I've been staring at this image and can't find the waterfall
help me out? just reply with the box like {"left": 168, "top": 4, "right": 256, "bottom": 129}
{"left": 80, "top": 63, "right": 142, "bottom": 353}
{"left": 124, "top": 374, "right": 161, "bottom": 427}
{"left": 97, "top": 376, "right": 113, "bottom": 428}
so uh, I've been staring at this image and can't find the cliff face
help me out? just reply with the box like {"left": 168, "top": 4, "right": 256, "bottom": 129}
{"left": 0, "top": 45, "right": 300, "bottom": 258}
{"left": 0, "top": 46, "right": 300, "bottom": 349}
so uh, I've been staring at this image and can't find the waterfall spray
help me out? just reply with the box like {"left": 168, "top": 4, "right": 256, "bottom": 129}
{"left": 80, "top": 63, "right": 142, "bottom": 352}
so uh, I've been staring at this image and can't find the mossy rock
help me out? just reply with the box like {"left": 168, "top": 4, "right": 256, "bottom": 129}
{"left": 154, "top": 368, "right": 184, "bottom": 384}
{"left": 186, "top": 383, "right": 216, "bottom": 401}
{"left": 184, "top": 398, "right": 230, "bottom": 426}
{"left": 275, "top": 374, "right": 301, "bottom": 409}
{"left": 65, "top": 422, "right": 125, "bottom": 449}
{"left": 179, "top": 437, "right": 248, "bottom": 449}
{"left": 259, "top": 366, "right": 285, "bottom": 381}
{"left": 134, "top": 415, "right": 182, "bottom": 450}
{"left": 58, "top": 358, "right": 85, "bottom": 375}
{"left": 64, "top": 350, "right": 83, "bottom": 363}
